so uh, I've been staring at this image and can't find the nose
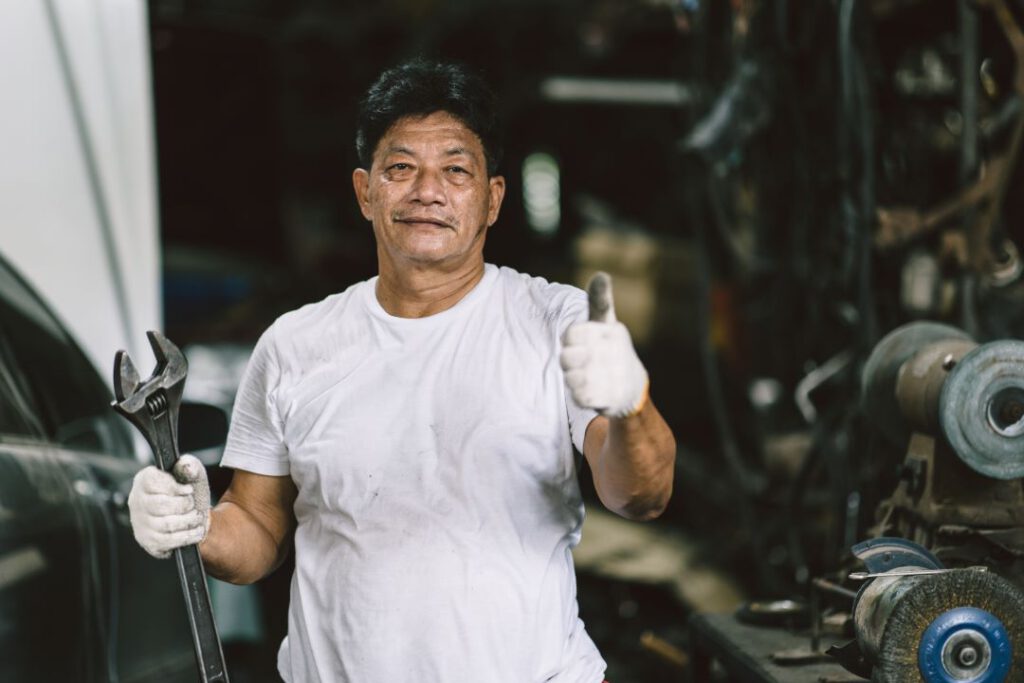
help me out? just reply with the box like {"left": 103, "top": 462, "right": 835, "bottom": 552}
{"left": 410, "top": 167, "right": 446, "bottom": 205}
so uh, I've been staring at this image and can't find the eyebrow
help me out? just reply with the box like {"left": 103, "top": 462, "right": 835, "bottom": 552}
{"left": 381, "top": 145, "right": 478, "bottom": 163}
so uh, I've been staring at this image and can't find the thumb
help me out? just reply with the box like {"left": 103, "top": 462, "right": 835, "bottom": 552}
{"left": 172, "top": 454, "right": 206, "bottom": 485}
{"left": 587, "top": 271, "right": 617, "bottom": 323}
{"left": 171, "top": 454, "right": 211, "bottom": 518}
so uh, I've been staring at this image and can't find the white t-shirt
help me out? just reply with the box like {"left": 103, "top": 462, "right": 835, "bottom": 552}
{"left": 220, "top": 264, "right": 606, "bottom": 683}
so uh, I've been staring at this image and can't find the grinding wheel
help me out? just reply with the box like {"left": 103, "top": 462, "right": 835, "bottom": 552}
{"left": 874, "top": 570, "right": 1024, "bottom": 682}
{"left": 940, "top": 339, "right": 1024, "bottom": 479}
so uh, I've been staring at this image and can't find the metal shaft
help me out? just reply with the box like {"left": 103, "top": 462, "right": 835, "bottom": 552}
{"left": 175, "top": 545, "right": 229, "bottom": 682}
{"left": 149, "top": 398, "right": 230, "bottom": 683}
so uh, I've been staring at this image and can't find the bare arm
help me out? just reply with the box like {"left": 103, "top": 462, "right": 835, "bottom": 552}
{"left": 199, "top": 470, "right": 298, "bottom": 585}
{"left": 582, "top": 395, "right": 676, "bottom": 521}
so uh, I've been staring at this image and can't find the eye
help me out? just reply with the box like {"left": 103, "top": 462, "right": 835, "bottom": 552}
{"left": 447, "top": 166, "right": 469, "bottom": 175}
{"left": 388, "top": 163, "right": 411, "bottom": 171}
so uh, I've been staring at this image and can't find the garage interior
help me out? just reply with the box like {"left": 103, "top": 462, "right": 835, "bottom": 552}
{"left": 5, "top": 0, "right": 1024, "bottom": 681}
{"left": 145, "top": 1, "right": 1024, "bottom": 680}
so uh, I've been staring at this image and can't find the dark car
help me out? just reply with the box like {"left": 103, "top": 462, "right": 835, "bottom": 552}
{"left": 0, "top": 254, "right": 196, "bottom": 681}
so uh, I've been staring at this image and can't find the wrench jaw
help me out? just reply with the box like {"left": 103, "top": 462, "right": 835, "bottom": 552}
{"left": 110, "top": 332, "right": 189, "bottom": 471}
{"left": 113, "top": 349, "right": 141, "bottom": 403}
{"left": 147, "top": 330, "right": 188, "bottom": 382}
{"left": 112, "top": 349, "right": 156, "bottom": 457}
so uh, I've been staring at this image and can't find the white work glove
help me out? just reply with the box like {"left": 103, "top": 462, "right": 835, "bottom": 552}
{"left": 560, "top": 272, "right": 650, "bottom": 418}
{"left": 127, "top": 454, "right": 211, "bottom": 559}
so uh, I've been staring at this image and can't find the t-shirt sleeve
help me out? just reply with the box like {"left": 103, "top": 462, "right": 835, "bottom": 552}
{"left": 220, "top": 324, "right": 290, "bottom": 476}
{"left": 559, "top": 289, "right": 600, "bottom": 454}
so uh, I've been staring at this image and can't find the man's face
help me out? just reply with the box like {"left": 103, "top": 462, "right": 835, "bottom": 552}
{"left": 353, "top": 111, "right": 505, "bottom": 270}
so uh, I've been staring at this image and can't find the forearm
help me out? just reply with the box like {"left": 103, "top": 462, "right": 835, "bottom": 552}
{"left": 591, "top": 397, "right": 676, "bottom": 520}
{"left": 200, "top": 488, "right": 294, "bottom": 585}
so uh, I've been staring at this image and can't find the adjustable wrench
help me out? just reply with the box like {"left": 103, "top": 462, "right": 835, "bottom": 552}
{"left": 111, "top": 330, "right": 229, "bottom": 683}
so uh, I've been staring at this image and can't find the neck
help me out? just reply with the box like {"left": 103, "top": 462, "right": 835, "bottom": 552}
{"left": 375, "top": 258, "right": 486, "bottom": 318}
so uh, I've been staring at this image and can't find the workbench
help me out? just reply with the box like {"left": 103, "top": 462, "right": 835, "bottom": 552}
{"left": 688, "top": 612, "right": 870, "bottom": 682}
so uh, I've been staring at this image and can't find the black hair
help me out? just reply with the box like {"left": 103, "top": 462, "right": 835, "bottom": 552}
{"left": 355, "top": 59, "right": 503, "bottom": 176}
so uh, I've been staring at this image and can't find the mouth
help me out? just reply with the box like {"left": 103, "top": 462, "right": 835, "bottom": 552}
{"left": 395, "top": 216, "right": 453, "bottom": 229}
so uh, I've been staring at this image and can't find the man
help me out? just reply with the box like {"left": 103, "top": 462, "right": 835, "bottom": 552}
{"left": 128, "top": 59, "right": 676, "bottom": 682}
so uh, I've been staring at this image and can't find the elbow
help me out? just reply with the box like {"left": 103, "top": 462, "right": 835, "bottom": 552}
{"left": 200, "top": 548, "right": 262, "bottom": 585}
{"left": 220, "top": 571, "right": 261, "bottom": 586}
{"left": 615, "top": 495, "right": 670, "bottom": 521}
{"left": 593, "top": 430, "right": 677, "bottom": 521}
{"left": 617, "top": 450, "right": 676, "bottom": 522}
{"left": 236, "top": 568, "right": 277, "bottom": 586}
{"left": 206, "top": 551, "right": 287, "bottom": 585}
{"left": 199, "top": 530, "right": 291, "bottom": 586}
{"left": 245, "top": 543, "right": 292, "bottom": 584}
{"left": 229, "top": 557, "right": 281, "bottom": 585}
{"left": 603, "top": 482, "right": 673, "bottom": 522}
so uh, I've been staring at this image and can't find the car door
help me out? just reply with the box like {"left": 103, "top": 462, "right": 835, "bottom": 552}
{"left": 0, "top": 256, "right": 194, "bottom": 682}
{"left": 0, "top": 413, "right": 106, "bottom": 680}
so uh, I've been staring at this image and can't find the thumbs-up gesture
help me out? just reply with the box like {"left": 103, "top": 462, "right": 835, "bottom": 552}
{"left": 560, "top": 272, "right": 650, "bottom": 418}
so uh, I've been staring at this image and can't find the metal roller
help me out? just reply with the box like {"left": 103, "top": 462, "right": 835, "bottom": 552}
{"left": 861, "top": 321, "right": 1024, "bottom": 479}
{"left": 940, "top": 340, "right": 1024, "bottom": 480}
{"left": 861, "top": 322, "right": 974, "bottom": 445}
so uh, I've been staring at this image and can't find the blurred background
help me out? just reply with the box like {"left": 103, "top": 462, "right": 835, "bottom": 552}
{"left": 5, "top": 0, "right": 1024, "bottom": 681}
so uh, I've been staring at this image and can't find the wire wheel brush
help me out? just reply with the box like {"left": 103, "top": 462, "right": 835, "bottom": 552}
{"left": 873, "top": 569, "right": 1024, "bottom": 682}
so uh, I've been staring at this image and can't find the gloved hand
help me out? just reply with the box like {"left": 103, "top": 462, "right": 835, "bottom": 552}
{"left": 560, "top": 272, "right": 649, "bottom": 418}
{"left": 127, "top": 454, "right": 211, "bottom": 559}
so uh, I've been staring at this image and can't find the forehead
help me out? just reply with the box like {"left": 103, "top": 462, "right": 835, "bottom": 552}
{"left": 375, "top": 111, "right": 484, "bottom": 158}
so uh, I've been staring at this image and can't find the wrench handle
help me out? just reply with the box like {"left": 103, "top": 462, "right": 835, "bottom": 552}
{"left": 175, "top": 544, "right": 230, "bottom": 683}
{"left": 129, "top": 401, "right": 230, "bottom": 681}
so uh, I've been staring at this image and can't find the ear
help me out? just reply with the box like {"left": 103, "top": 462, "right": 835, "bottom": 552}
{"left": 352, "top": 168, "right": 372, "bottom": 221}
{"left": 486, "top": 175, "right": 506, "bottom": 227}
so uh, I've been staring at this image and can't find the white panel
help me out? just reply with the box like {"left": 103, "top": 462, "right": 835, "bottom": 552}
{"left": 0, "top": 1, "right": 159, "bottom": 379}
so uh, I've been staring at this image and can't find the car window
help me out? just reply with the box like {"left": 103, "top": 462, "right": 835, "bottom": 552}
{"left": 0, "top": 258, "right": 134, "bottom": 457}
{"left": 0, "top": 332, "right": 44, "bottom": 437}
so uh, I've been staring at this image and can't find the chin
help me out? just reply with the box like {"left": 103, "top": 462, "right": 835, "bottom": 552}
{"left": 399, "top": 239, "right": 455, "bottom": 263}
{"left": 403, "top": 251, "right": 457, "bottom": 266}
